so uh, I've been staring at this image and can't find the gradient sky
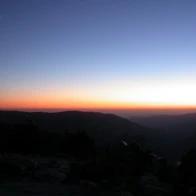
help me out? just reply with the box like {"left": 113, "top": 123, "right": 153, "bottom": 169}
{"left": 1, "top": 0, "right": 196, "bottom": 111}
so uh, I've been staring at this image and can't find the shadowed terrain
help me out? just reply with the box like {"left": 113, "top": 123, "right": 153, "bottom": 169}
{"left": 1, "top": 111, "right": 196, "bottom": 195}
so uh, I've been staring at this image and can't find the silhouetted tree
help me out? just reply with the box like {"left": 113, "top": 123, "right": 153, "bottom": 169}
{"left": 61, "top": 130, "right": 96, "bottom": 159}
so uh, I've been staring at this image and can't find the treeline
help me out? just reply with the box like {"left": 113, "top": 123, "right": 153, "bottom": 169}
{"left": 0, "top": 123, "right": 96, "bottom": 158}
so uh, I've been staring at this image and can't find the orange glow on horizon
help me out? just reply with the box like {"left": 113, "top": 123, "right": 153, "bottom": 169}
{"left": 1, "top": 99, "right": 196, "bottom": 111}
{"left": 1, "top": 78, "right": 196, "bottom": 112}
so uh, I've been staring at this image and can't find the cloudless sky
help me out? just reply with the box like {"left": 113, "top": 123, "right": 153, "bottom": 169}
{"left": 1, "top": 0, "right": 196, "bottom": 111}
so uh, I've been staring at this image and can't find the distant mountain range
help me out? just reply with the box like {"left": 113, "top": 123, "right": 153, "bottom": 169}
{"left": 130, "top": 113, "right": 196, "bottom": 127}
{"left": 130, "top": 113, "right": 196, "bottom": 138}
{"left": 130, "top": 113, "right": 196, "bottom": 161}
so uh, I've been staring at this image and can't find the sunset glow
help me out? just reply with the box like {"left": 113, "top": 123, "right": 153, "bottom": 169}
{"left": 1, "top": 78, "right": 196, "bottom": 111}
{"left": 1, "top": 0, "right": 196, "bottom": 114}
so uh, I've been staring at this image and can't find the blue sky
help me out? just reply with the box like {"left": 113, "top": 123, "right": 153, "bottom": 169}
{"left": 1, "top": 0, "right": 196, "bottom": 109}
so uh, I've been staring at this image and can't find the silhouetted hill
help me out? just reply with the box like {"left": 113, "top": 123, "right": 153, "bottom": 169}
{"left": 0, "top": 111, "right": 149, "bottom": 146}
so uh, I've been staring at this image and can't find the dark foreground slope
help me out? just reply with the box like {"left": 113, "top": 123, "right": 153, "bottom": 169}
{"left": 1, "top": 111, "right": 196, "bottom": 196}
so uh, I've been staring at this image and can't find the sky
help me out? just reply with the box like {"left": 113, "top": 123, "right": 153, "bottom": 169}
{"left": 1, "top": 0, "right": 196, "bottom": 112}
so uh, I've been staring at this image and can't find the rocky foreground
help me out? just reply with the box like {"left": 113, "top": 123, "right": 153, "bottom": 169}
{"left": 0, "top": 153, "right": 173, "bottom": 196}
{"left": 0, "top": 182, "right": 137, "bottom": 196}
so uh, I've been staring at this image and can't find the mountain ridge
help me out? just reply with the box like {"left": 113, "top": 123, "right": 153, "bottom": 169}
{"left": 0, "top": 111, "right": 150, "bottom": 146}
